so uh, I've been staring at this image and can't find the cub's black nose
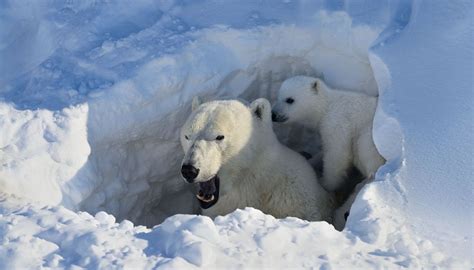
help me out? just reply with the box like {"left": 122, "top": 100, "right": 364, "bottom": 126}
{"left": 181, "top": 164, "right": 199, "bottom": 183}
{"left": 271, "top": 111, "right": 277, "bottom": 122}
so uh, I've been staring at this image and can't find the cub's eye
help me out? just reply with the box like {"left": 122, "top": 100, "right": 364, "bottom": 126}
{"left": 184, "top": 135, "right": 189, "bottom": 140}
{"left": 216, "top": 135, "right": 225, "bottom": 141}
{"left": 285, "top": 97, "right": 294, "bottom": 104}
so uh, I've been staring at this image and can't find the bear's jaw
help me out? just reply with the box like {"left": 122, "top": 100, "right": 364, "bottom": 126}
{"left": 196, "top": 176, "right": 220, "bottom": 209}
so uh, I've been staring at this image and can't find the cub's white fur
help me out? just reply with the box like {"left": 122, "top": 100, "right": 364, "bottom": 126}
{"left": 180, "top": 98, "right": 334, "bottom": 221}
{"left": 272, "top": 76, "right": 385, "bottom": 191}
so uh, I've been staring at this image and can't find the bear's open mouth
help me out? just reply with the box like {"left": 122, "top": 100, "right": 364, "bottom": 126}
{"left": 196, "top": 176, "right": 220, "bottom": 209}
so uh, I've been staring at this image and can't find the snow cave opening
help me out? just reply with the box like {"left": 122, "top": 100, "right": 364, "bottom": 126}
{"left": 75, "top": 13, "right": 387, "bottom": 229}
{"left": 79, "top": 53, "right": 384, "bottom": 229}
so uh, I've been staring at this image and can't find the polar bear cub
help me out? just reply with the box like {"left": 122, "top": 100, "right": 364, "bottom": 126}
{"left": 180, "top": 98, "right": 335, "bottom": 221}
{"left": 272, "top": 76, "right": 385, "bottom": 191}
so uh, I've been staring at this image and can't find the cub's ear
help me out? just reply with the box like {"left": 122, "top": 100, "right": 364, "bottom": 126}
{"left": 191, "top": 96, "right": 202, "bottom": 111}
{"left": 312, "top": 79, "right": 319, "bottom": 94}
{"left": 250, "top": 98, "right": 271, "bottom": 122}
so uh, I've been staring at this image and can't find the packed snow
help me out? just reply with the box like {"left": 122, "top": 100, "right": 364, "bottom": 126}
{"left": 0, "top": 193, "right": 463, "bottom": 269}
{"left": 0, "top": 0, "right": 472, "bottom": 269}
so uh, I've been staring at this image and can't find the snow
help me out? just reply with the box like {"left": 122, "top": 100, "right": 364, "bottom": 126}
{"left": 0, "top": 194, "right": 461, "bottom": 269}
{"left": 0, "top": 0, "right": 472, "bottom": 268}
{"left": 371, "top": 0, "right": 473, "bottom": 260}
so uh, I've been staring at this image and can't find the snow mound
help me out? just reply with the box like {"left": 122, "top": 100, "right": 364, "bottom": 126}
{"left": 1, "top": 194, "right": 463, "bottom": 269}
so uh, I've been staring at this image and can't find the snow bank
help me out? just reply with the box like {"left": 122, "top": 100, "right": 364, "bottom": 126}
{"left": 370, "top": 0, "right": 473, "bottom": 260}
{"left": 0, "top": 103, "right": 91, "bottom": 207}
{"left": 0, "top": 0, "right": 472, "bottom": 268}
{"left": 1, "top": 194, "right": 461, "bottom": 269}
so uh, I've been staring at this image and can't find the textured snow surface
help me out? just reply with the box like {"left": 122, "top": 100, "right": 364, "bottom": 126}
{"left": 0, "top": 194, "right": 464, "bottom": 269}
{"left": 0, "top": 0, "right": 472, "bottom": 268}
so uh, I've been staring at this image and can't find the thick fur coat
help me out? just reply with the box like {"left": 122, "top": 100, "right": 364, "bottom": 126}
{"left": 180, "top": 98, "right": 334, "bottom": 221}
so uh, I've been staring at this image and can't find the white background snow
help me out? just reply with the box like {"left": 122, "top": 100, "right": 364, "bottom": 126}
{"left": 0, "top": 0, "right": 472, "bottom": 269}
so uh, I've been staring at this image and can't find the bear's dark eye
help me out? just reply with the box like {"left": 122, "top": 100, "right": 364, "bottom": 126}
{"left": 216, "top": 135, "right": 225, "bottom": 141}
{"left": 286, "top": 97, "right": 294, "bottom": 104}
{"left": 185, "top": 135, "right": 189, "bottom": 140}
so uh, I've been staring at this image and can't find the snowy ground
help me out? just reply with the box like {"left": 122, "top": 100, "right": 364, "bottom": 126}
{"left": 0, "top": 0, "right": 472, "bottom": 269}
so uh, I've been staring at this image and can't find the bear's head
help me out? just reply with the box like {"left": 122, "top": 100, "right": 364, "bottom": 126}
{"left": 271, "top": 76, "right": 328, "bottom": 125}
{"left": 180, "top": 97, "right": 273, "bottom": 208}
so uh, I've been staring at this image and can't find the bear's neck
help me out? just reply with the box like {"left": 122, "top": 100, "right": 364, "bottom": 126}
{"left": 219, "top": 129, "right": 278, "bottom": 185}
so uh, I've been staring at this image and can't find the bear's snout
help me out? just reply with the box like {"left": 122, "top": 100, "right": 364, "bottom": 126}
{"left": 181, "top": 164, "right": 199, "bottom": 183}
{"left": 271, "top": 110, "right": 288, "bottom": 122}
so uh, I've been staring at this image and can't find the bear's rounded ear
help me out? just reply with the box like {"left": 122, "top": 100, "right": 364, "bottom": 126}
{"left": 191, "top": 96, "right": 202, "bottom": 111}
{"left": 312, "top": 79, "right": 319, "bottom": 94}
{"left": 250, "top": 98, "right": 271, "bottom": 122}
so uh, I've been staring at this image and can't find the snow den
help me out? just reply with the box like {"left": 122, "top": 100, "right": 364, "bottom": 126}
{"left": 1, "top": 11, "right": 386, "bottom": 228}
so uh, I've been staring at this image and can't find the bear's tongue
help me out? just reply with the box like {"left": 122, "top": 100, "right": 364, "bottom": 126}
{"left": 196, "top": 176, "right": 220, "bottom": 209}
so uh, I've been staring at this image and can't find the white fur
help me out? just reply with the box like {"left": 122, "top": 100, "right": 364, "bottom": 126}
{"left": 272, "top": 76, "right": 385, "bottom": 191}
{"left": 180, "top": 98, "right": 335, "bottom": 221}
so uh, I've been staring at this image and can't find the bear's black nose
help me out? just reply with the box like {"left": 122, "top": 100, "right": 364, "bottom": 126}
{"left": 181, "top": 164, "right": 199, "bottom": 183}
{"left": 271, "top": 111, "right": 277, "bottom": 122}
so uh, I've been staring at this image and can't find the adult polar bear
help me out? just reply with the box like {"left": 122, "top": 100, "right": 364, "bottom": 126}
{"left": 272, "top": 76, "right": 385, "bottom": 192}
{"left": 180, "top": 98, "right": 334, "bottom": 221}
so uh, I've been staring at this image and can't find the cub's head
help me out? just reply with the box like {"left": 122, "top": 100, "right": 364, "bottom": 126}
{"left": 180, "top": 98, "right": 271, "bottom": 208}
{"left": 271, "top": 76, "right": 327, "bottom": 124}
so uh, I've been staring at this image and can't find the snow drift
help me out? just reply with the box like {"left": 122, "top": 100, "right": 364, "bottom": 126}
{"left": 0, "top": 0, "right": 472, "bottom": 268}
